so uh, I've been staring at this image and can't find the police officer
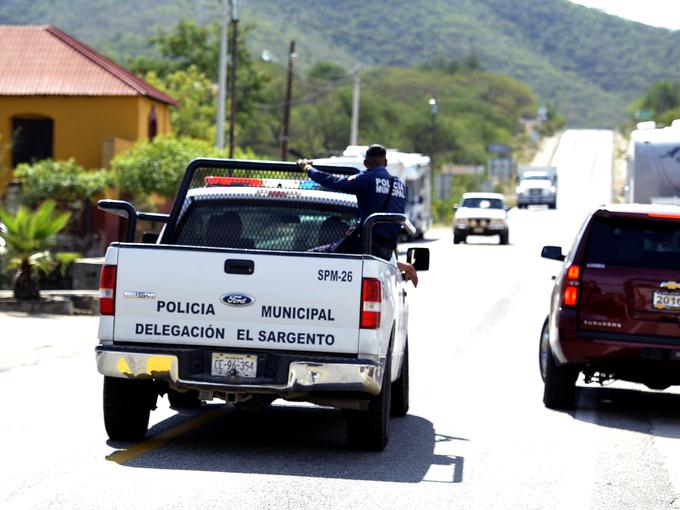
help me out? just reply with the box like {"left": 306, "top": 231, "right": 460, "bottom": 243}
{"left": 297, "top": 144, "right": 407, "bottom": 260}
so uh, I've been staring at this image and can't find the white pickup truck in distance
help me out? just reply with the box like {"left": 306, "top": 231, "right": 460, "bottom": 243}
{"left": 96, "top": 158, "right": 429, "bottom": 451}
{"left": 516, "top": 166, "right": 557, "bottom": 209}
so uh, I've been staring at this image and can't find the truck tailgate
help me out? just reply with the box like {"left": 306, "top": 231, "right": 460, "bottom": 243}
{"left": 112, "top": 245, "right": 363, "bottom": 354}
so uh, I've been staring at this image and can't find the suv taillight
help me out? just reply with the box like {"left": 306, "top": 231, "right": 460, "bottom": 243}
{"left": 99, "top": 265, "right": 117, "bottom": 316}
{"left": 360, "top": 278, "right": 381, "bottom": 329}
{"left": 562, "top": 264, "right": 581, "bottom": 308}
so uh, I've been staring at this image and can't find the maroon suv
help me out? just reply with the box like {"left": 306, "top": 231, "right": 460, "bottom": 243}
{"left": 540, "top": 204, "right": 680, "bottom": 408}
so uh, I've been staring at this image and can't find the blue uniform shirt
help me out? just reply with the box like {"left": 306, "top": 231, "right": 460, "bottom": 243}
{"left": 307, "top": 165, "right": 407, "bottom": 243}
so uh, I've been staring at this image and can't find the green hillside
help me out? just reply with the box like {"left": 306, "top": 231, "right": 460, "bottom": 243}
{"left": 3, "top": 0, "right": 679, "bottom": 126}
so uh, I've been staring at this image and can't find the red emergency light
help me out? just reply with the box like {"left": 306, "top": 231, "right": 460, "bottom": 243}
{"left": 204, "top": 176, "right": 264, "bottom": 187}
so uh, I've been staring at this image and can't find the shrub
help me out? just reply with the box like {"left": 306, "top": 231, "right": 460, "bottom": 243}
{"left": 111, "top": 136, "right": 256, "bottom": 203}
{"left": 14, "top": 159, "right": 113, "bottom": 208}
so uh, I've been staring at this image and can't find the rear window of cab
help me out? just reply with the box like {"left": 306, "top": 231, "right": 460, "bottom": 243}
{"left": 585, "top": 215, "right": 680, "bottom": 270}
{"left": 172, "top": 199, "right": 358, "bottom": 252}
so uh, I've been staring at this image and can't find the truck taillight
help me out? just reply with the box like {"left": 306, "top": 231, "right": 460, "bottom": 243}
{"left": 360, "top": 278, "right": 381, "bottom": 329}
{"left": 99, "top": 265, "right": 117, "bottom": 316}
{"left": 562, "top": 264, "right": 581, "bottom": 308}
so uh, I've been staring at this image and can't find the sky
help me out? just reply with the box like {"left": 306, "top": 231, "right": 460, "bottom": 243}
{"left": 569, "top": 0, "right": 680, "bottom": 30}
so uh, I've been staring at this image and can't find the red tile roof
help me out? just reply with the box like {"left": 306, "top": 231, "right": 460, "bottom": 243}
{"left": 0, "top": 25, "right": 177, "bottom": 105}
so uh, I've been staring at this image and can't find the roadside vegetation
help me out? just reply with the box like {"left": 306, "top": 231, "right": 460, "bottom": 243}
{"left": 628, "top": 80, "right": 680, "bottom": 129}
{"left": 0, "top": 201, "right": 78, "bottom": 300}
{"left": 3, "top": 0, "right": 679, "bottom": 126}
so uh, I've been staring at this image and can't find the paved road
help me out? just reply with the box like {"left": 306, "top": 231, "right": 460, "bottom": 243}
{"left": 2, "top": 130, "right": 680, "bottom": 509}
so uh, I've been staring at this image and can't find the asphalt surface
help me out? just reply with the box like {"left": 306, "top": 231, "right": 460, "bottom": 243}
{"left": 2, "top": 129, "right": 680, "bottom": 509}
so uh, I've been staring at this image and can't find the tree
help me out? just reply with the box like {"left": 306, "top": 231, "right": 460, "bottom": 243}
{"left": 0, "top": 201, "right": 78, "bottom": 300}
{"left": 640, "top": 80, "right": 680, "bottom": 117}
{"left": 144, "top": 66, "right": 216, "bottom": 139}
{"left": 111, "top": 136, "right": 255, "bottom": 206}
{"left": 307, "top": 61, "right": 348, "bottom": 82}
{"left": 129, "top": 19, "right": 269, "bottom": 144}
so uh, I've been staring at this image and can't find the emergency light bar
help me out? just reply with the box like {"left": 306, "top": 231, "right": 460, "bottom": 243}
{"left": 204, "top": 175, "right": 323, "bottom": 190}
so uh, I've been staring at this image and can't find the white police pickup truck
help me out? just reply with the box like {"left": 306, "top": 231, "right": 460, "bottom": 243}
{"left": 96, "top": 158, "right": 429, "bottom": 451}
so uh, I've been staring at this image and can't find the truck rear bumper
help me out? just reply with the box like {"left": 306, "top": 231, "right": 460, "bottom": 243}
{"left": 96, "top": 346, "right": 383, "bottom": 396}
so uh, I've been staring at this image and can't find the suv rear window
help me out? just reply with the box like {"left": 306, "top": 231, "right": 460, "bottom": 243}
{"left": 172, "top": 199, "right": 358, "bottom": 252}
{"left": 585, "top": 215, "right": 680, "bottom": 270}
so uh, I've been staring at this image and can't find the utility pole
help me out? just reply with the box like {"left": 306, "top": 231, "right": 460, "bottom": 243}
{"left": 215, "top": 0, "right": 229, "bottom": 149}
{"left": 228, "top": 0, "right": 239, "bottom": 158}
{"left": 280, "top": 40, "right": 296, "bottom": 161}
{"left": 429, "top": 97, "right": 438, "bottom": 171}
{"left": 349, "top": 64, "right": 361, "bottom": 146}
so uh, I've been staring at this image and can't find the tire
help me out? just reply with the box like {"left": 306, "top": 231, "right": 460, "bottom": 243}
{"left": 538, "top": 317, "right": 550, "bottom": 383}
{"left": 542, "top": 343, "right": 579, "bottom": 410}
{"left": 168, "top": 389, "right": 202, "bottom": 410}
{"left": 347, "top": 352, "right": 392, "bottom": 451}
{"left": 548, "top": 202, "right": 557, "bottom": 210}
{"left": 499, "top": 230, "right": 509, "bottom": 245}
{"left": 103, "top": 376, "right": 157, "bottom": 441}
{"left": 453, "top": 231, "right": 466, "bottom": 244}
{"left": 391, "top": 342, "right": 409, "bottom": 417}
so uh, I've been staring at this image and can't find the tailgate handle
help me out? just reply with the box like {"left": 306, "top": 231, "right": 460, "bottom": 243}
{"left": 224, "top": 259, "right": 254, "bottom": 275}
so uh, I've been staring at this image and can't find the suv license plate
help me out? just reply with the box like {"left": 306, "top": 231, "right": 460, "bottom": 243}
{"left": 211, "top": 353, "right": 257, "bottom": 378}
{"left": 652, "top": 291, "right": 680, "bottom": 311}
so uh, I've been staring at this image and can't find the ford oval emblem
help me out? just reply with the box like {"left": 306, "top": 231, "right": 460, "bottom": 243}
{"left": 221, "top": 293, "right": 255, "bottom": 307}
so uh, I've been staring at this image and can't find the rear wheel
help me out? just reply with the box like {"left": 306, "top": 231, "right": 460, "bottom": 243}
{"left": 347, "top": 353, "right": 392, "bottom": 451}
{"left": 542, "top": 344, "right": 579, "bottom": 409}
{"left": 391, "top": 343, "right": 409, "bottom": 417}
{"left": 103, "top": 377, "right": 157, "bottom": 440}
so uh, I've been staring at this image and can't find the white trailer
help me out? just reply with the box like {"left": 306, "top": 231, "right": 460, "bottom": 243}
{"left": 627, "top": 121, "right": 680, "bottom": 204}
{"left": 314, "top": 146, "right": 433, "bottom": 238}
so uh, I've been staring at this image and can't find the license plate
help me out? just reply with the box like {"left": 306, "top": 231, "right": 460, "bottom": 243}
{"left": 473, "top": 228, "right": 484, "bottom": 233}
{"left": 653, "top": 291, "right": 680, "bottom": 311}
{"left": 211, "top": 353, "right": 257, "bottom": 377}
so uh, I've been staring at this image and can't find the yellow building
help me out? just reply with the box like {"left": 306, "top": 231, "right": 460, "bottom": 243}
{"left": 0, "top": 25, "right": 177, "bottom": 178}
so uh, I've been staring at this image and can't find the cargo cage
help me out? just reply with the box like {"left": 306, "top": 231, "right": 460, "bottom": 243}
{"left": 98, "top": 158, "right": 414, "bottom": 255}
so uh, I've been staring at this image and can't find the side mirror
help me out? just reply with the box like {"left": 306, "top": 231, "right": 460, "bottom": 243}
{"left": 541, "top": 245, "right": 565, "bottom": 261}
{"left": 406, "top": 247, "right": 430, "bottom": 271}
{"left": 98, "top": 199, "right": 136, "bottom": 219}
{"left": 453, "top": 203, "right": 459, "bottom": 211}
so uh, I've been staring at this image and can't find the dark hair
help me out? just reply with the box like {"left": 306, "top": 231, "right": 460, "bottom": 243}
{"left": 365, "top": 144, "right": 386, "bottom": 158}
